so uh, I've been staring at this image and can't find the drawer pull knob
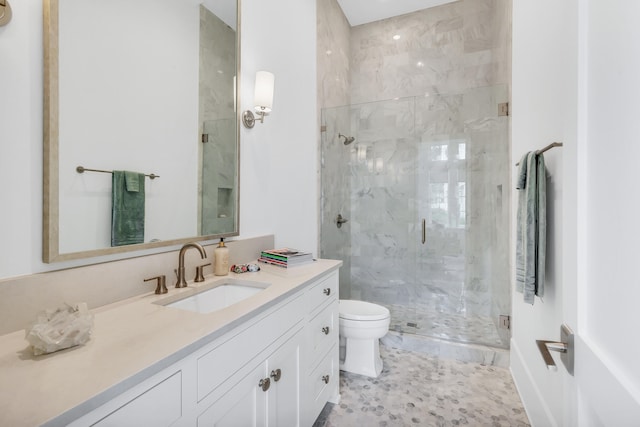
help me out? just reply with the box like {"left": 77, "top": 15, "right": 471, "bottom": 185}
{"left": 322, "top": 326, "right": 330, "bottom": 335}
{"left": 323, "top": 288, "right": 331, "bottom": 296}
{"left": 322, "top": 375, "right": 330, "bottom": 384}
{"left": 270, "top": 368, "right": 282, "bottom": 382}
{"left": 259, "top": 378, "right": 271, "bottom": 392}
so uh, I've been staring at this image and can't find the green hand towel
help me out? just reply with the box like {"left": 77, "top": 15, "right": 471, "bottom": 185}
{"left": 111, "top": 170, "right": 145, "bottom": 246}
{"left": 124, "top": 170, "right": 140, "bottom": 192}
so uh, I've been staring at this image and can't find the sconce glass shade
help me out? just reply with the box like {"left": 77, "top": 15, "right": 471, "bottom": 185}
{"left": 254, "top": 71, "right": 274, "bottom": 113}
{"left": 242, "top": 70, "right": 275, "bottom": 128}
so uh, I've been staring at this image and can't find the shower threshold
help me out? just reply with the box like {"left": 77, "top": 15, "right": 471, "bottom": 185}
{"left": 382, "top": 303, "right": 510, "bottom": 366}
{"left": 382, "top": 331, "right": 510, "bottom": 368}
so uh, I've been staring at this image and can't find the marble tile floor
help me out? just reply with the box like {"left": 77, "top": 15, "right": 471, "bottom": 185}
{"left": 313, "top": 345, "right": 529, "bottom": 427}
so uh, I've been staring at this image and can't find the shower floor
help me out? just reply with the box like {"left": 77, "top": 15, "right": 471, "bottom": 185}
{"left": 387, "top": 303, "right": 508, "bottom": 349}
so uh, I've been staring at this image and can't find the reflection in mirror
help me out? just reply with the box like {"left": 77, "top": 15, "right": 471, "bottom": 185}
{"left": 199, "top": 5, "right": 237, "bottom": 235}
{"left": 43, "top": 0, "right": 240, "bottom": 263}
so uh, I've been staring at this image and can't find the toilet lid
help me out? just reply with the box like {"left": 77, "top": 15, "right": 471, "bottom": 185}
{"left": 339, "top": 300, "right": 390, "bottom": 321}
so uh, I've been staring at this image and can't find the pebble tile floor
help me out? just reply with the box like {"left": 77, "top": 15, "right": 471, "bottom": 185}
{"left": 314, "top": 345, "right": 530, "bottom": 427}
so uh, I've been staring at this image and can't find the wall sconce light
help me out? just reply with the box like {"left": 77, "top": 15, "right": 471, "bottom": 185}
{"left": 0, "top": 0, "right": 12, "bottom": 26}
{"left": 242, "top": 71, "right": 275, "bottom": 128}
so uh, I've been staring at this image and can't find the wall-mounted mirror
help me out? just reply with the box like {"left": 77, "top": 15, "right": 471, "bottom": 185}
{"left": 43, "top": 0, "right": 240, "bottom": 262}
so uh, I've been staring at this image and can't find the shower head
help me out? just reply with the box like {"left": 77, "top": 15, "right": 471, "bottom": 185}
{"left": 338, "top": 133, "right": 356, "bottom": 145}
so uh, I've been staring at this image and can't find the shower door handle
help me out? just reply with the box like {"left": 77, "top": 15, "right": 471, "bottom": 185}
{"left": 421, "top": 219, "right": 426, "bottom": 244}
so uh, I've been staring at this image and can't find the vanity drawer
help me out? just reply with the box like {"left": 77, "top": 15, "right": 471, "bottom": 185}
{"left": 308, "top": 345, "right": 338, "bottom": 422}
{"left": 307, "top": 272, "right": 338, "bottom": 314}
{"left": 197, "top": 294, "right": 305, "bottom": 402}
{"left": 308, "top": 300, "right": 338, "bottom": 367}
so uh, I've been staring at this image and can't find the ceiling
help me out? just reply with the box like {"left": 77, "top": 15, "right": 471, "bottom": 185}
{"left": 336, "top": 0, "right": 458, "bottom": 26}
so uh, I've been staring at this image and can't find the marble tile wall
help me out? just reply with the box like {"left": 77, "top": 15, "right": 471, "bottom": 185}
{"left": 349, "top": 0, "right": 511, "bottom": 105}
{"left": 317, "top": 0, "right": 351, "bottom": 110}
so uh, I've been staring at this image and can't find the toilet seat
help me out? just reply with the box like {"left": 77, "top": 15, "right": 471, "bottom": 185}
{"left": 339, "top": 300, "right": 390, "bottom": 321}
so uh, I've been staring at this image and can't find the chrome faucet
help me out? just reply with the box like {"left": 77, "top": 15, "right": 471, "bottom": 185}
{"left": 175, "top": 242, "right": 207, "bottom": 288}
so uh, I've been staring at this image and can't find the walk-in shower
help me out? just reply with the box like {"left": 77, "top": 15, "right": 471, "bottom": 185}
{"left": 320, "top": 86, "right": 510, "bottom": 351}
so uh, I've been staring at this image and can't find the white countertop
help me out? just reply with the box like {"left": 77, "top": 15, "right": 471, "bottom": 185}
{"left": 0, "top": 259, "right": 341, "bottom": 427}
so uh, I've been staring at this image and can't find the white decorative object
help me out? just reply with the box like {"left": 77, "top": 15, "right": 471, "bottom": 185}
{"left": 25, "top": 303, "right": 94, "bottom": 356}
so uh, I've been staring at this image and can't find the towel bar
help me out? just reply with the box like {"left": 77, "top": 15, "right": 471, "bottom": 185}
{"left": 76, "top": 166, "right": 159, "bottom": 180}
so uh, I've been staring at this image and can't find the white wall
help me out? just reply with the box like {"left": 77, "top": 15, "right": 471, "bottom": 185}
{"left": 239, "top": 0, "right": 318, "bottom": 255}
{"left": 578, "top": 0, "right": 640, "bottom": 422}
{"left": 0, "top": 0, "right": 317, "bottom": 280}
{"left": 511, "top": 0, "right": 578, "bottom": 425}
{"left": 0, "top": 0, "right": 43, "bottom": 278}
{"left": 513, "top": 0, "right": 640, "bottom": 425}
{"left": 584, "top": 0, "right": 640, "bottom": 393}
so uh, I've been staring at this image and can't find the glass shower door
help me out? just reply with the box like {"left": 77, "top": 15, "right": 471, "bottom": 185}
{"left": 413, "top": 85, "right": 510, "bottom": 348}
{"left": 346, "top": 97, "right": 419, "bottom": 333}
{"left": 320, "top": 98, "right": 420, "bottom": 334}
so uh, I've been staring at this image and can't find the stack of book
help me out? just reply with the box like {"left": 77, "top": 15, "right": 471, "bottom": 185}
{"left": 259, "top": 248, "right": 314, "bottom": 268}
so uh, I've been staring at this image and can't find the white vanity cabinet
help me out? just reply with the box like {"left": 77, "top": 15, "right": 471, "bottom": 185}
{"left": 64, "top": 269, "right": 339, "bottom": 427}
{"left": 197, "top": 327, "right": 302, "bottom": 426}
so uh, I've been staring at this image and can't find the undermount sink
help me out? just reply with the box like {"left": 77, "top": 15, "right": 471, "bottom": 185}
{"left": 155, "top": 280, "right": 271, "bottom": 314}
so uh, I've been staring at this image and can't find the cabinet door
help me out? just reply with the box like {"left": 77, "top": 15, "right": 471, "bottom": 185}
{"left": 197, "top": 363, "right": 268, "bottom": 427}
{"left": 267, "top": 331, "right": 301, "bottom": 427}
{"left": 68, "top": 371, "right": 183, "bottom": 427}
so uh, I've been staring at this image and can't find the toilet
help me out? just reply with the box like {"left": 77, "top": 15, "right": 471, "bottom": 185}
{"left": 338, "top": 300, "right": 390, "bottom": 378}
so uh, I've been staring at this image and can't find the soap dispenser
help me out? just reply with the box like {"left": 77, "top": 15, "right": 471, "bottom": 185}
{"left": 214, "top": 238, "right": 230, "bottom": 276}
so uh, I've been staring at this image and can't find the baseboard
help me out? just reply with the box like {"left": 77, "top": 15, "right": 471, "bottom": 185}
{"left": 510, "top": 338, "right": 558, "bottom": 427}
